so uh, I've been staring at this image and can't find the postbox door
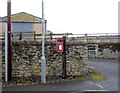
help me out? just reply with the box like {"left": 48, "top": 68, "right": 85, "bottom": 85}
{"left": 56, "top": 38, "right": 64, "bottom": 53}
{"left": 58, "top": 43, "right": 63, "bottom": 52}
{"left": 58, "top": 44, "right": 63, "bottom": 51}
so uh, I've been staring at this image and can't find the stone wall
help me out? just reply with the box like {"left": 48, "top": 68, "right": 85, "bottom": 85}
{"left": 1, "top": 40, "right": 88, "bottom": 78}
{"left": 88, "top": 43, "right": 120, "bottom": 59}
{"left": 98, "top": 49, "right": 119, "bottom": 59}
{"left": 98, "top": 43, "right": 120, "bottom": 59}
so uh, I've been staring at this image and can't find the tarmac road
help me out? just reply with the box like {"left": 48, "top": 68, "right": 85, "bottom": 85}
{"left": 2, "top": 59, "right": 119, "bottom": 92}
{"left": 87, "top": 59, "right": 118, "bottom": 91}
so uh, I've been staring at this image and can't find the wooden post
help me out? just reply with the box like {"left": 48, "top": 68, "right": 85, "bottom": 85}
{"left": 66, "top": 33, "right": 68, "bottom": 39}
{"left": 19, "top": 32, "right": 22, "bottom": 40}
{"left": 62, "top": 36, "right": 66, "bottom": 79}
{"left": 11, "top": 33, "right": 13, "bottom": 38}
{"left": 85, "top": 33, "right": 87, "bottom": 42}
{"left": 50, "top": 33, "right": 52, "bottom": 40}
{"left": 7, "top": 0, "right": 12, "bottom": 81}
{"left": 34, "top": 31, "right": 36, "bottom": 40}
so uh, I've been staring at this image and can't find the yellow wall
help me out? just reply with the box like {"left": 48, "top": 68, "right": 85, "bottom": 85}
{"left": 3, "top": 12, "right": 41, "bottom": 22}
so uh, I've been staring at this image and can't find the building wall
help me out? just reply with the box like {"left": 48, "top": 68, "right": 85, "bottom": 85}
{"left": 11, "top": 23, "right": 13, "bottom": 32}
{"left": 2, "top": 12, "right": 46, "bottom": 38}
{"left": 1, "top": 22, "right": 45, "bottom": 38}
{"left": 33, "top": 23, "right": 42, "bottom": 34}
{"left": 1, "top": 22, "right": 6, "bottom": 34}
{"left": 1, "top": 22, "right": 45, "bottom": 39}
{"left": 33, "top": 23, "right": 46, "bottom": 38}
{"left": 0, "top": 22, "right": 13, "bottom": 34}
{"left": 13, "top": 23, "right": 33, "bottom": 32}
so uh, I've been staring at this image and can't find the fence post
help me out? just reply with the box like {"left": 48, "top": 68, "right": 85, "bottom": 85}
{"left": 19, "top": 32, "right": 22, "bottom": 40}
{"left": 11, "top": 33, "right": 13, "bottom": 38}
{"left": 34, "top": 31, "right": 36, "bottom": 40}
{"left": 85, "top": 33, "right": 87, "bottom": 42}
{"left": 95, "top": 44, "right": 98, "bottom": 58}
{"left": 62, "top": 36, "right": 66, "bottom": 79}
{"left": 65, "top": 33, "right": 68, "bottom": 39}
{"left": 106, "top": 33, "right": 108, "bottom": 42}
{"left": 50, "top": 33, "right": 52, "bottom": 40}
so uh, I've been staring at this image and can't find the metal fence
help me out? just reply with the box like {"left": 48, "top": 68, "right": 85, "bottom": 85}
{"left": 0, "top": 32, "right": 119, "bottom": 59}
{"left": 0, "top": 32, "right": 120, "bottom": 43}
{"left": 87, "top": 44, "right": 98, "bottom": 58}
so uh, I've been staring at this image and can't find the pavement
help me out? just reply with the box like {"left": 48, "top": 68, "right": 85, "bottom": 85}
{"left": 1, "top": 59, "right": 119, "bottom": 92}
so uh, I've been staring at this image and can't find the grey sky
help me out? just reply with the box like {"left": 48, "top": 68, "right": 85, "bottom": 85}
{"left": 0, "top": 0, "right": 119, "bottom": 34}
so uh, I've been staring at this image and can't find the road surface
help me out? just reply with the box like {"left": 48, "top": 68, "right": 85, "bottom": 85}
{"left": 2, "top": 59, "right": 119, "bottom": 92}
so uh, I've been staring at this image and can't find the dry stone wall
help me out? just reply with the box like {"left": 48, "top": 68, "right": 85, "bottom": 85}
{"left": 88, "top": 43, "right": 120, "bottom": 59}
{"left": 1, "top": 40, "right": 88, "bottom": 78}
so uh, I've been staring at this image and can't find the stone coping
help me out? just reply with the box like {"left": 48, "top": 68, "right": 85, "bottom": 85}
{"left": 1, "top": 40, "right": 87, "bottom": 46}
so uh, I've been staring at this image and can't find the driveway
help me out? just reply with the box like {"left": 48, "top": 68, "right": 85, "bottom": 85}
{"left": 2, "top": 59, "right": 119, "bottom": 92}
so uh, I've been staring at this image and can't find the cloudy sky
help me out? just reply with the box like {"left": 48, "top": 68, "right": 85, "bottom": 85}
{"left": 0, "top": 0, "right": 119, "bottom": 34}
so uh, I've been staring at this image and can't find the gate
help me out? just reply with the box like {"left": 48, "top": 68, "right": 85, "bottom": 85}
{"left": 87, "top": 44, "right": 98, "bottom": 58}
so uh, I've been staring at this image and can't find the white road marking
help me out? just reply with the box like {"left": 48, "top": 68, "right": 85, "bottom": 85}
{"left": 95, "top": 83, "right": 103, "bottom": 88}
{"left": 90, "top": 81, "right": 103, "bottom": 89}
{"left": 84, "top": 90, "right": 108, "bottom": 91}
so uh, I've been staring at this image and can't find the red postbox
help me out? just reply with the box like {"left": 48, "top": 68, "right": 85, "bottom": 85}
{"left": 56, "top": 38, "right": 64, "bottom": 53}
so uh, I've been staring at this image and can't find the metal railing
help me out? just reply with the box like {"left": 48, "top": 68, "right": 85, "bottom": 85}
{"left": 0, "top": 32, "right": 120, "bottom": 43}
{"left": 88, "top": 44, "right": 98, "bottom": 58}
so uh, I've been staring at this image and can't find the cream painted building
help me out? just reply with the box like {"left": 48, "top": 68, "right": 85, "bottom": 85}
{"left": 1, "top": 12, "right": 47, "bottom": 38}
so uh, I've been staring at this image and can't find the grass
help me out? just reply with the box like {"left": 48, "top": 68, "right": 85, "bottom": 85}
{"left": 64, "top": 69, "right": 104, "bottom": 82}
{"left": 31, "top": 40, "right": 35, "bottom": 43}
{"left": 89, "top": 69, "right": 104, "bottom": 82}
{"left": 64, "top": 79, "right": 76, "bottom": 81}
{"left": 64, "top": 77, "right": 88, "bottom": 82}
{"left": 76, "top": 77, "right": 87, "bottom": 81}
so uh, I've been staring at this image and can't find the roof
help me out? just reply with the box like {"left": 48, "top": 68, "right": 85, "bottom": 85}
{"left": 2, "top": 12, "right": 47, "bottom": 23}
{"left": 46, "top": 30, "right": 53, "bottom": 34}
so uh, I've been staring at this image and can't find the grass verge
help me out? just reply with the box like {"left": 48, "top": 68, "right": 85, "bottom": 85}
{"left": 64, "top": 69, "right": 104, "bottom": 82}
{"left": 89, "top": 69, "right": 104, "bottom": 82}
